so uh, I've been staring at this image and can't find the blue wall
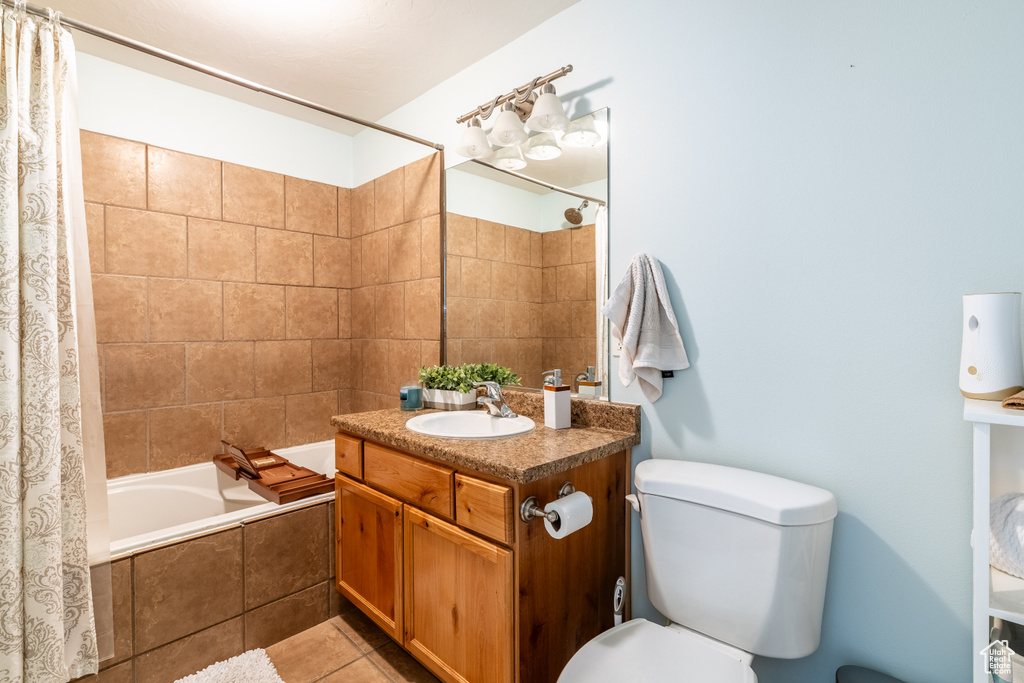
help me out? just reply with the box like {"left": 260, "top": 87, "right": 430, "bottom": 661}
{"left": 374, "top": 1, "right": 1024, "bottom": 679}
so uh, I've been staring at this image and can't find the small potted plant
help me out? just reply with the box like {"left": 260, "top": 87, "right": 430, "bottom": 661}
{"left": 419, "top": 363, "right": 521, "bottom": 411}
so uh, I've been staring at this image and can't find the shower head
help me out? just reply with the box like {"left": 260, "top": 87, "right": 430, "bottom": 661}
{"left": 564, "top": 199, "right": 589, "bottom": 226}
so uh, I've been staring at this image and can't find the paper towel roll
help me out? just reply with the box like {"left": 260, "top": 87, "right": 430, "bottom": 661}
{"left": 543, "top": 491, "right": 593, "bottom": 539}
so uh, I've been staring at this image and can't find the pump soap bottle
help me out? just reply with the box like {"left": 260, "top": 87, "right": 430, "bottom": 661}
{"left": 542, "top": 369, "right": 571, "bottom": 429}
{"left": 577, "top": 366, "right": 602, "bottom": 398}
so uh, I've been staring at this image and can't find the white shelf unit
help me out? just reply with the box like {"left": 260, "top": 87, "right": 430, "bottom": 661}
{"left": 966, "top": 398, "right": 1024, "bottom": 682}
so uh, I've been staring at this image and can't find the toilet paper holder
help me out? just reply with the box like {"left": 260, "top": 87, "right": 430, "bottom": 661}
{"left": 520, "top": 482, "right": 576, "bottom": 523}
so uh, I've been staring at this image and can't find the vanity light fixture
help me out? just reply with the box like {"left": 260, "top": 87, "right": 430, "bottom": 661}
{"left": 561, "top": 113, "right": 602, "bottom": 148}
{"left": 488, "top": 101, "right": 529, "bottom": 147}
{"left": 525, "top": 84, "right": 569, "bottom": 133}
{"left": 492, "top": 144, "right": 527, "bottom": 171}
{"left": 455, "top": 117, "right": 494, "bottom": 160}
{"left": 454, "top": 64, "right": 573, "bottom": 161}
{"left": 524, "top": 132, "right": 562, "bottom": 161}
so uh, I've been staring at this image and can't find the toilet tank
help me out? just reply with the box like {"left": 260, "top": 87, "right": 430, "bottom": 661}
{"left": 634, "top": 459, "right": 837, "bottom": 659}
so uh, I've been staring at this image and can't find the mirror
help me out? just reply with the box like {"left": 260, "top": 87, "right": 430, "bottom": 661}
{"left": 443, "top": 108, "right": 608, "bottom": 395}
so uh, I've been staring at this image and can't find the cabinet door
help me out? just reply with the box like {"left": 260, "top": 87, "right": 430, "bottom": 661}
{"left": 336, "top": 475, "right": 403, "bottom": 641}
{"left": 403, "top": 506, "right": 514, "bottom": 683}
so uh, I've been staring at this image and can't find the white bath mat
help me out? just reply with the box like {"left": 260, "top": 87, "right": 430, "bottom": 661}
{"left": 174, "top": 648, "right": 285, "bottom": 683}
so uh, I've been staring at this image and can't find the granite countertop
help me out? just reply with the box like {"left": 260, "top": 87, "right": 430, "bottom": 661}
{"left": 330, "top": 394, "right": 640, "bottom": 484}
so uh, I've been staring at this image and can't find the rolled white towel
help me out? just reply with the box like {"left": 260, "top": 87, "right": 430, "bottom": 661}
{"left": 991, "top": 492, "right": 1024, "bottom": 579}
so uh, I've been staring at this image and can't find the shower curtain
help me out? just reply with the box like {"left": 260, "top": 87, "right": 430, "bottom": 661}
{"left": 0, "top": 6, "right": 99, "bottom": 682}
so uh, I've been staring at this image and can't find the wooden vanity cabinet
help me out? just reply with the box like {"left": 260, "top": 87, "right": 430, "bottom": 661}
{"left": 335, "top": 476, "right": 404, "bottom": 641}
{"left": 404, "top": 506, "right": 514, "bottom": 683}
{"left": 335, "top": 434, "right": 629, "bottom": 683}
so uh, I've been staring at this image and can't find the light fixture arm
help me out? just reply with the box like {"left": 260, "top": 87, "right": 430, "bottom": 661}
{"left": 455, "top": 64, "right": 573, "bottom": 124}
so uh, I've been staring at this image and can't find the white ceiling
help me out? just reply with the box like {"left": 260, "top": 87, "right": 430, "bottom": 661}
{"left": 47, "top": 0, "right": 580, "bottom": 135}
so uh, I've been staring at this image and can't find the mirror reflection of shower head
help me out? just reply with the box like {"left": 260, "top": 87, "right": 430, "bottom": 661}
{"left": 564, "top": 200, "right": 588, "bottom": 226}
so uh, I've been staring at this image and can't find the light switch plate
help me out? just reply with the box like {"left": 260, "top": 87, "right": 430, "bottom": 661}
{"left": 612, "top": 339, "right": 623, "bottom": 357}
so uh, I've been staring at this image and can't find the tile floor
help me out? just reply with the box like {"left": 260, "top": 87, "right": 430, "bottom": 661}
{"left": 264, "top": 603, "right": 440, "bottom": 683}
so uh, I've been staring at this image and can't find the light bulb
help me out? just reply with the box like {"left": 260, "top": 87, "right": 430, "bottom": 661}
{"left": 455, "top": 118, "right": 494, "bottom": 160}
{"left": 493, "top": 145, "right": 527, "bottom": 171}
{"left": 562, "top": 113, "right": 602, "bottom": 147}
{"left": 525, "top": 84, "right": 569, "bottom": 133}
{"left": 487, "top": 101, "right": 528, "bottom": 147}
{"left": 524, "top": 132, "right": 562, "bottom": 161}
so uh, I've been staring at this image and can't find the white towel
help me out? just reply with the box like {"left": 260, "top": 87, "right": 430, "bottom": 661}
{"left": 992, "top": 492, "right": 1024, "bottom": 579}
{"left": 603, "top": 254, "right": 689, "bottom": 401}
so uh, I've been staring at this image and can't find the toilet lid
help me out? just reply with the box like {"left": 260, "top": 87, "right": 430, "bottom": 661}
{"left": 558, "top": 619, "right": 757, "bottom": 683}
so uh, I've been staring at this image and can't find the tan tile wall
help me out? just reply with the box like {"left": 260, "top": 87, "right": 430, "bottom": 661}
{"left": 540, "top": 223, "right": 598, "bottom": 385}
{"left": 80, "top": 502, "right": 339, "bottom": 683}
{"left": 445, "top": 215, "right": 596, "bottom": 388}
{"left": 444, "top": 212, "right": 545, "bottom": 387}
{"left": 83, "top": 131, "right": 365, "bottom": 477}
{"left": 348, "top": 155, "right": 443, "bottom": 412}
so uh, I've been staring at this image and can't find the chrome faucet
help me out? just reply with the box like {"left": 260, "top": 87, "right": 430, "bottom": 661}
{"left": 474, "top": 381, "right": 518, "bottom": 418}
{"left": 573, "top": 371, "right": 589, "bottom": 393}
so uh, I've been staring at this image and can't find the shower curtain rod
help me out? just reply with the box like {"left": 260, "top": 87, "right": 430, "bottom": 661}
{"left": 469, "top": 158, "right": 606, "bottom": 206}
{"left": 1, "top": 0, "right": 443, "bottom": 151}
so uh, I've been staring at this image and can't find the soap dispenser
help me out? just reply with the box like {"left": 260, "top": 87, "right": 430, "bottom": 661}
{"left": 542, "top": 369, "right": 571, "bottom": 429}
{"left": 577, "top": 366, "right": 602, "bottom": 398}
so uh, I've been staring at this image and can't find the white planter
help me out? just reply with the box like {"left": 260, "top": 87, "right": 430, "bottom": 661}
{"left": 422, "top": 388, "right": 477, "bottom": 411}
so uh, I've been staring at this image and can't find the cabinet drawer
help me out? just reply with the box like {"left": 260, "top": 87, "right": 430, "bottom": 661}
{"left": 455, "top": 474, "right": 513, "bottom": 545}
{"left": 364, "top": 443, "right": 454, "bottom": 519}
{"left": 335, "top": 433, "right": 363, "bottom": 478}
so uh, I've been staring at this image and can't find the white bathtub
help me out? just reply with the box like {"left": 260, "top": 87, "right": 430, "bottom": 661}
{"left": 107, "top": 440, "right": 337, "bottom": 557}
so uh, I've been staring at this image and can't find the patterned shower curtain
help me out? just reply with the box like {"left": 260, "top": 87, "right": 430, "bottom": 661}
{"left": 0, "top": 6, "right": 98, "bottom": 682}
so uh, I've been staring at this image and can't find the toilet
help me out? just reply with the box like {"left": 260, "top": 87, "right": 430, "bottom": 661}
{"left": 558, "top": 459, "right": 837, "bottom": 682}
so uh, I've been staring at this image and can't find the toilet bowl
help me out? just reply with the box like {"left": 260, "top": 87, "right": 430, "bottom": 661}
{"left": 559, "top": 619, "right": 756, "bottom": 682}
{"left": 558, "top": 459, "right": 837, "bottom": 682}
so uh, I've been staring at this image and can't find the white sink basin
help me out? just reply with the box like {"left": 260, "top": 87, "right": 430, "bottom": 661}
{"left": 406, "top": 411, "right": 535, "bottom": 439}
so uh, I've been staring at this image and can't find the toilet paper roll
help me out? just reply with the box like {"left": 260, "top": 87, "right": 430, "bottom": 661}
{"left": 543, "top": 491, "right": 593, "bottom": 539}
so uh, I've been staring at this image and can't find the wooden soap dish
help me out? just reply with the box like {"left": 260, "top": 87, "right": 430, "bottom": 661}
{"left": 213, "top": 441, "right": 334, "bottom": 505}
